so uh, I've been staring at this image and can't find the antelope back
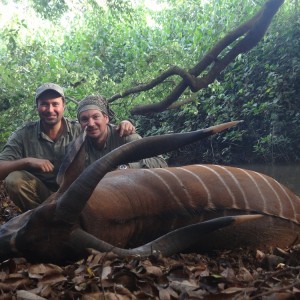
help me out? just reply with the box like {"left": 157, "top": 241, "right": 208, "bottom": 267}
{"left": 80, "top": 164, "right": 300, "bottom": 250}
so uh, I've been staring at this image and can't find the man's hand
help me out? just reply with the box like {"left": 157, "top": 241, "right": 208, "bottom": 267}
{"left": 116, "top": 120, "right": 136, "bottom": 137}
{"left": 25, "top": 158, "right": 55, "bottom": 173}
{"left": 0, "top": 158, "right": 54, "bottom": 180}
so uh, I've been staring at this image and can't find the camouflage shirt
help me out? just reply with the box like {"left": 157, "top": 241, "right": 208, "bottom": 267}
{"left": 0, "top": 118, "right": 82, "bottom": 191}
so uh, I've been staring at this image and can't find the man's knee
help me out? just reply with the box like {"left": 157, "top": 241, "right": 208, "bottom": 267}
{"left": 4, "top": 171, "right": 29, "bottom": 192}
{"left": 4, "top": 171, "right": 51, "bottom": 212}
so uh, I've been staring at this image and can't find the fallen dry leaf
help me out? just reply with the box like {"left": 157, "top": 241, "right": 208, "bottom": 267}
{"left": 0, "top": 182, "right": 300, "bottom": 299}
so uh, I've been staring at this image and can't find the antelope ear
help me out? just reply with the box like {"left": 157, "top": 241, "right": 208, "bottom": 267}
{"left": 56, "top": 130, "right": 86, "bottom": 193}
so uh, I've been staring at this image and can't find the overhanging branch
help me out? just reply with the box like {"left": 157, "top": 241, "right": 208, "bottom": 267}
{"left": 107, "top": 0, "right": 284, "bottom": 115}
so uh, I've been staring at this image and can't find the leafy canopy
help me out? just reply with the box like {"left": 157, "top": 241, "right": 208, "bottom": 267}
{"left": 0, "top": 0, "right": 299, "bottom": 163}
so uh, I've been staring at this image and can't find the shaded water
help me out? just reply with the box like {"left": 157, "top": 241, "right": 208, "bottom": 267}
{"left": 233, "top": 163, "right": 300, "bottom": 196}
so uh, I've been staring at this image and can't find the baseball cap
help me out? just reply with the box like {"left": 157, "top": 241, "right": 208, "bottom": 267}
{"left": 35, "top": 83, "right": 65, "bottom": 101}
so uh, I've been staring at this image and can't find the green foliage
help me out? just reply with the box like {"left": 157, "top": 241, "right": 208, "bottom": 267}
{"left": 136, "top": 0, "right": 300, "bottom": 165}
{"left": 0, "top": 0, "right": 299, "bottom": 165}
{"left": 216, "top": 1, "right": 300, "bottom": 163}
{"left": 29, "top": 0, "right": 68, "bottom": 20}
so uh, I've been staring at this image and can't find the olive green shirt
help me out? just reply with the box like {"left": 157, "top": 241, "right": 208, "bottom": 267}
{"left": 84, "top": 124, "right": 168, "bottom": 169}
{"left": 0, "top": 118, "right": 82, "bottom": 191}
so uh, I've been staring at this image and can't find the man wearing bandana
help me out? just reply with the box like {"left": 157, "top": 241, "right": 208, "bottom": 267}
{"left": 75, "top": 95, "right": 168, "bottom": 170}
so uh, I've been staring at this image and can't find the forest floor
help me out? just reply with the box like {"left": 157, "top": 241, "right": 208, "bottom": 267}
{"left": 0, "top": 182, "right": 300, "bottom": 299}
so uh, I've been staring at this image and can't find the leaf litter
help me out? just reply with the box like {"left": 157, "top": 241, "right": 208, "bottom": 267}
{"left": 0, "top": 182, "right": 300, "bottom": 299}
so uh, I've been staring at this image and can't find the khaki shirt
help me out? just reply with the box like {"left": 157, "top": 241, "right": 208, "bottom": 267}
{"left": 0, "top": 118, "right": 82, "bottom": 191}
{"left": 84, "top": 124, "right": 168, "bottom": 169}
